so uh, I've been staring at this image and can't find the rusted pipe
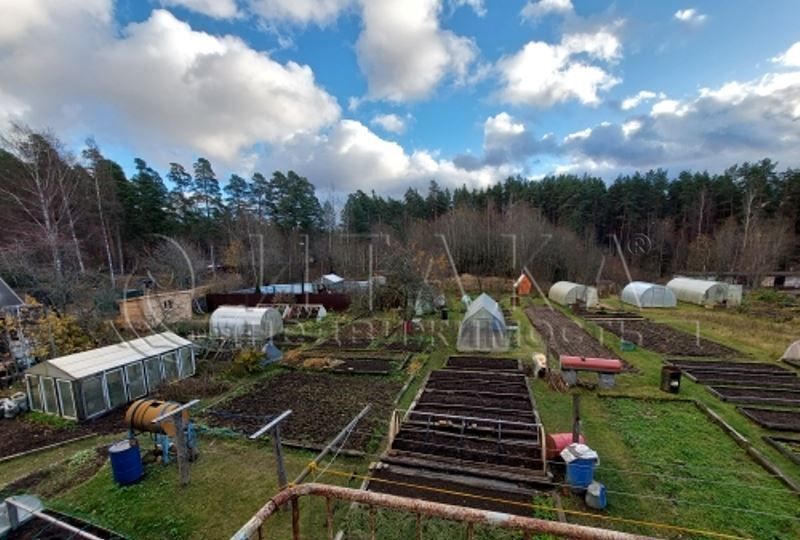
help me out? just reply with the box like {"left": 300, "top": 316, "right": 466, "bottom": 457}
{"left": 229, "top": 483, "right": 658, "bottom": 540}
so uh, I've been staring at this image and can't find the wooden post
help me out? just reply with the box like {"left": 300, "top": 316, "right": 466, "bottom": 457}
{"left": 150, "top": 399, "right": 199, "bottom": 488}
{"left": 572, "top": 394, "right": 581, "bottom": 443}
{"left": 172, "top": 414, "right": 190, "bottom": 487}
{"left": 272, "top": 424, "right": 288, "bottom": 490}
{"left": 291, "top": 496, "right": 300, "bottom": 540}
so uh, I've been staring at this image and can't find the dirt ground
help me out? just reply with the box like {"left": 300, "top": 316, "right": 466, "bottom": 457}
{"left": 368, "top": 468, "right": 542, "bottom": 517}
{"left": 738, "top": 407, "right": 800, "bottom": 431}
{"left": 206, "top": 370, "right": 402, "bottom": 451}
{"left": 596, "top": 318, "right": 738, "bottom": 356}
{"left": 5, "top": 508, "right": 126, "bottom": 540}
{"left": 0, "top": 411, "right": 124, "bottom": 459}
{"left": 445, "top": 356, "right": 519, "bottom": 371}
{"left": 526, "top": 307, "right": 616, "bottom": 358}
{"left": 710, "top": 386, "right": 800, "bottom": 404}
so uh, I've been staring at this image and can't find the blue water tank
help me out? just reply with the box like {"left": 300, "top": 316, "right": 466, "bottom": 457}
{"left": 109, "top": 439, "right": 143, "bottom": 485}
{"left": 566, "top": 458, "right": 596, "bottom": 492}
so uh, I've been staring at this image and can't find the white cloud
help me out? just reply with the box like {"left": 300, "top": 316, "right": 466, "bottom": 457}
{"left": 772, "top": 42, "right": 800, "bottom": 68}
{"left": 561, "top": 71, "right": 800, "bottom": 171}
{"left": 496, "top": 27, "right": 621, "bottom": 107}
{"left": 0, "top": 2, "right": 340, "bottom": 165}
{"left": 563, "top": 127, "right": 591, "bottom": 142}
{"left": 160, "top": 0, "right": 240, "bottom": 19}
{"left": 621, "top": 90, "right": 665, "bottom": 110}
{"left": 356, "top": 0, "right": 478, "bottom": 102}
{"left": 272, "top": 119, "right": 512, "bottom": 192}
{"left": 521, "top": 0, "right": 573, "bottom": 21}
{"left": 248, "top": 0, "right": 353, "bottom": 25}
{"left": 621, "top": 119, "right": 642, "bottom": 137}
{"left": 450, "top": 0, "right": 486, "bottom": 17}
{"left": 452, "top": 112, "right": 556, "bottom": 169}
{"left": 674, "top": 8, "right": 707, "bottom": 25}
{"left": 371, "top": 113, "right": 409, "bottom": 134}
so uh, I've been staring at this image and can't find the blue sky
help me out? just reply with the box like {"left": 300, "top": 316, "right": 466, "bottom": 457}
{"left": 2, "top": 0, "right": 800, "bottom": 195}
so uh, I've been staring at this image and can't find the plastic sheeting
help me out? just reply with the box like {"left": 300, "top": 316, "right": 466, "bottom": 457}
{"left": 457, "top": 293, "right": 509, "bottom": 352}
{"left": 209, "top": 306, "right": 284, "bottom": 341}
{"left": 620, "top": 281, "right": 677, "bottom": 308}
{"left": 548, "top": 281, "right": 599, "bottom": 307}
{"left": 666, "top": 277, "right": 728, "bottom": 305}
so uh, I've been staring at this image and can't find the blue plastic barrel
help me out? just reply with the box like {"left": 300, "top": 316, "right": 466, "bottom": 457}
{"left": 109, "top": 439, "right": 143, "bottom": 485}
{"left": 566, "top": 458, "right": 596, "bottom": 492}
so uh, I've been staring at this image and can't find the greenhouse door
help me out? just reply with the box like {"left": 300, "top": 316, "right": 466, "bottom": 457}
{"left": 41, "top": 377, "right": 59, "bottom": 415}
{"left": 57, "top": 380, "right": 77, "bottom": 419}
{"left": 105, "top": 369, "right": 128, "bottom": 409}
{"left": 144, "top": 356, "right": 163, "bottom": 392}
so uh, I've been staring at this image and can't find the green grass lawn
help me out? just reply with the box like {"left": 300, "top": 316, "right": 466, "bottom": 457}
{"left": 51, "top": 437, "right": 368, "bottom": 540}
{"left": 3, "top": 301, "right": 800, "bottom": 540}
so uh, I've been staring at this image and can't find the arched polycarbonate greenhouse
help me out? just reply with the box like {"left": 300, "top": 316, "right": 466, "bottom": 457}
{"left": 548, "top": 281, "right": 599, "bottom": 307}
{"left": 457, "top": 293, "right": 509, "bottom": 352}
{"left": 620, "top": 281, "right": 677, "bottom": 308}
{"left": 666, "top": 277, "right": 728, "bottom": 306}
{"left": 209, "top": 306, "right": 283, "bottom": 342}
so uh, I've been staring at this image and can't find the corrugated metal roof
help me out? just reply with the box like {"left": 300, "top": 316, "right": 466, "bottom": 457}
{"left": 27, "top": 332, "right": 191, "bottom": 380}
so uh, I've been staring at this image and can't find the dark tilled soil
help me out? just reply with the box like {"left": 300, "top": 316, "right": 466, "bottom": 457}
{"left": 381, "top": 340, "right": 428, "bottom": 352}
{"left": 410, "top": 404, "right": 537, "bottom": 424}
{"left": 368, "top": 468, "right": 539, "bottom": 517}
{"left": 329, "top": 358, "right": 398, "bottom": 374}
{"left": 783, "top": 358, "right": 800, "bottom": 370}
{"left": 710, "top": 386, "right": 800, "bottom": 406}
{"left": 1, "top": 447, "right": 108, "bottom": 500}
{"left": 738, "top": 407, "right": 800, "bottom": 431}
{"left": 445, "top": 356, "right": 520, "bottom": 371}
{"left": 572, "top": 306, "right": 643, "bottom": 320}
{"left": 6, "top": 510, "right": 126, "bottom": 540}
{"left": 0, "top": 411, "right": 124, "bottom": 459}
{"left": 418, "top": 390, "right": 532, "bottom": 411}
{"left": 689, "top": 374, "right": 800, "bottom": 388}
{"left": 596, "top": 319, "right": 738, "bottom": 357}
{"left": 152, "top": 374, "right": 232, "bottom": 403}
{"left": 711, "top": 386, "right": 800, "bottom": 399}
{"left": 669, "top": 360, "right": 792, "bottom": 375}
{"left": 206, "top": 371, "right": 402, "bottom": 450}
{"left": 526, "top": 307, "right": 616, "bottom": 358}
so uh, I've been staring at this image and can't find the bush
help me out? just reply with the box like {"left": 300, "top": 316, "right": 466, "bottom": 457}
{"left": 232, "top": 348, "right": 264, "bottom": 375}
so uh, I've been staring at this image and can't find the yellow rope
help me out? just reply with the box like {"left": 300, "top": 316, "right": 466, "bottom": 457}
{"left": 316, "top": 465, "right": 749, "bottom": 540}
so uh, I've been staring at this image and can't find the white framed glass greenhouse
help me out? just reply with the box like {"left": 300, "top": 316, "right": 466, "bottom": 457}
{"left": 548, "top": 281, "right": 599, "bottom": 307}
{"left": 620, "top": 281, "right": 677, "bottom": 308}
{"left": 24, "top": 332, "right": 194, "bottom": 421}
{"left": 457, "top": 293, "right": 509, "bottom": 352}
{"left": 666, "top": 277, "right": 729, "bottom": 306}
{"left": 209, "top": 306, "right": 283, "bottom": 342}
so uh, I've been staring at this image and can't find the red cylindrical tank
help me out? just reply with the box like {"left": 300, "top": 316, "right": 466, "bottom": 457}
{"left": 546, "top": 432, "right": 586, "bottom": 460}
{"left": 559, "top": 355, "right": 623, "bottom": 373}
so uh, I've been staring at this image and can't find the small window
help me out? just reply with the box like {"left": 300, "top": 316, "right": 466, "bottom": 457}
{"left": 178, "top": 347, "right": 194, "bottom": 378}
{"left": 126, "top": 362, "right": 147, "bottom": 399}
{"left": 163, "top": 299, "right": 174, "bottom": 309}
{"left": 26, "top": 375, "right": 43, "bottom": 411}
{"left": 162, "top": 352, "right": 179, "bottom": 381}
{"left": 57, "top": 380, "right": 76, "bottom": 419}
{"left": 106, "top": 369, "right": 127, "bottom": 408}
{"left": 82, "top": 375, "right": 107, "bottom": 418}
{"left": 144, "top": 356, "right": 163, "bottom": 391}
{"left": 41, "top": 377, "right": 58, "bottom": 414}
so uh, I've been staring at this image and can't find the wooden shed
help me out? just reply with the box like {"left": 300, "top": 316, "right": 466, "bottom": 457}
{"left": 116, "top": 290, "right": 195, "bottom": 330}
{"left": 514, "top": 273, "right": 533, "bottom": 296}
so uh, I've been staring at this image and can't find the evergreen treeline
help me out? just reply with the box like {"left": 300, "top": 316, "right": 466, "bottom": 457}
{"left": 0, "top": 125, "right": 797, "bottom": 309}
